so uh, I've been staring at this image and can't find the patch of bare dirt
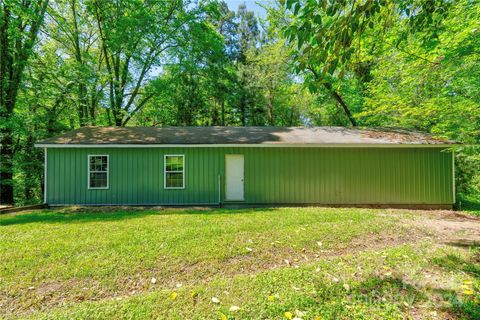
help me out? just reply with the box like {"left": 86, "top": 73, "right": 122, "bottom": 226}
{"left": 406, "top": 210, "right": 480, "bottom": 244}
{"left": 3, "top": 209, "right": 478, "bottom": 318}
{"left": 3, "top": 225, "right": 418, "bottom": 318}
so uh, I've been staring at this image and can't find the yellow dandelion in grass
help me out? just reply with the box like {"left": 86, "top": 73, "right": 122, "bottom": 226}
{"left": 284, "top": 311, "right": 293, "bottom": 319}
{"left": 170, "top": 291, "right": 177, "bottom": 300}
{"left": 461, "top": 280, "right": 474, "bottom": 295}
{"left": 220, "top": 313, "right": 227, "bottom": 320}
{"left": 268, "top": 294, "right": 275, "bottom": 301}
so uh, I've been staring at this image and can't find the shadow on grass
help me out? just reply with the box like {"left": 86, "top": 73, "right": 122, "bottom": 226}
{"left": 0, "top": 207, "right": 275, "bottom": 227}
{"left": 433, "top": 251, "right": 480, "bottom": 278}
{"left": 352, "top": 276, "right": 426, "bottom": 305}
{"left": 432, "top": 251, "right": 480, "bottom": 319}
{"left": 435, "top": 287, "right": 480, "bottom": 320}
{"left": 277, "top": 277, "right": 425, "bottom": 318}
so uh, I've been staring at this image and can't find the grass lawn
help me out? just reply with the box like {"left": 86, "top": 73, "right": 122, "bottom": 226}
{"left": 0, "top": 207, "right": 479, "bottom": 319}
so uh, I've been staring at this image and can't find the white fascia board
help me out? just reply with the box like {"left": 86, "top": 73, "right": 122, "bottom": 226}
{"left": 34, "top": 143, "right": 457, "bottom": 148}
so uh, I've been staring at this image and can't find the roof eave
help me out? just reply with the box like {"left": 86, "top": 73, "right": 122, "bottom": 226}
{"left": 34, "top": 143, "right": 460, "bottom": 148}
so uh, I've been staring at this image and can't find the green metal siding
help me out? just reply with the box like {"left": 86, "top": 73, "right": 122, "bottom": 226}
{"left": 46, "top": 147, "right": 454, "bottom": 205}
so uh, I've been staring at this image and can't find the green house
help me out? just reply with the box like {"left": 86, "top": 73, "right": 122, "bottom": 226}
{"left": 35, "top": 126, "right": 456, "bottom": 208}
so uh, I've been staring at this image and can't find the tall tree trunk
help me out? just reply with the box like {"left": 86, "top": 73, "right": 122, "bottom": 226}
{"left": 22, "top": 133, "right": 36, "bottom": 203}
{"left": 89, "top": 94, "right": 97, "bottom": 125}
{"left": 250, "top": 97, "right": 256, "bottom": 126}
{"left": 76, "top": 88, "right": 87, "bottom": 126}
{"left": 221, "top": 99, "right": 225, "bottom": 126}
{"left": 0, "top": 0, "right": 48, "bottom": 204}
{"left": 106, "top": 107, "right": 113, "bottom": 126}
{"left": 289, "top": 106, "right": 296, "bottom": 126}
{"left": 211, "top": 104, "right": 218, "bottom": 126}
{"left": 324, "top": 83, "right": 357, "bottom": 127}
{"left": 70, "top": 0, "right": 89, "bottom": 126}
{"left": 267, "top": 87, "right": 274, "bottom": 126}
{"left": 0, "top": 6, "right": 14, "bottom": 204}
{"left": 309, "top": 68, "right": 357, "bottom": 127}
{"left": 240, "top": 93, "right": 247, "bottom": 126}
{"left": 113, "top": 112, "right": 123, "bottom": 126}
{"left": 0, "top": 126, "right": 14, "bottom": 205}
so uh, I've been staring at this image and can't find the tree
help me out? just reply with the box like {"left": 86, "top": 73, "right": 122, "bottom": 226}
{"left": 235, "top": 3, "right": 260, "bottom": 126}
{"left": 359, "top": 0, "right": 480, "bottom": 142}
{"left": 3, "top": 0, "right": 479, "bottom": 205}
{"left": 244, "top": 42, "right": 292, "bottom": 125}
{"left": 134, "top": 2, "right": 233, "bottom": 127}
{"left": 282, "top": 0, "right": 451, "bottom": 126}
{"left": 45, "top": 0, "right": 105, "bottom": 126}
{"left": 208, "top": 1, "right": 238, "bottom": 126}
{"left": 90, "top": 0, "right": 197, "bottom": 126}
{"left": 0, "top": 0, "right": 49, "bottom": 204}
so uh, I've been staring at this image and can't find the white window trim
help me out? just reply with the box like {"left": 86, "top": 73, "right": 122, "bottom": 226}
{"left": 88, "top": 154, "right": 109, "bottom": 190}
{"left": 164, "top": 154, "right": 185, "bottom": 190}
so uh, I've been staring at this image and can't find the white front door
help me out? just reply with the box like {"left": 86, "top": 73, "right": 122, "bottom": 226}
{"left": 225, "top": 154, "right": 244, "bottom": 201}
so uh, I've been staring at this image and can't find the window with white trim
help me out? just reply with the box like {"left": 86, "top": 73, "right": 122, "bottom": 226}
{"left": 164, "top": 155, "right": 184, "bottom": 189}
{"left": 88, "top": 155, "right": 109, "bottom": 189}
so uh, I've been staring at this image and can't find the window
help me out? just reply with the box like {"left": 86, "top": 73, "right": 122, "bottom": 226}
{"left": 164, "top": 155, "right": 184, "bottom": 189}
{"left": 88, "top": 155, "right": 109, "bottom": 189}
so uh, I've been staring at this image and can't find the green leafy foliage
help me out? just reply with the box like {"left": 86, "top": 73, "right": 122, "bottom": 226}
{"left": 0, "top": 0, "right": 49, "bottom": 204}
{"left": 1, "top": 0, "right": 479, "bottom": 205}
{"left": 283, "top": 0, "right": 480, "bottom": 202}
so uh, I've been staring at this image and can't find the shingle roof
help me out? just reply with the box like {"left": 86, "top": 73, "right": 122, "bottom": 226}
{"left": 35, "top": 126, "right": 456, "bottom": 146}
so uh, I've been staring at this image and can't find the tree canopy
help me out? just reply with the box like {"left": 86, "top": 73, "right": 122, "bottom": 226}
{"left": 0, "top": 0, "right": 479, "bottom": 205}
